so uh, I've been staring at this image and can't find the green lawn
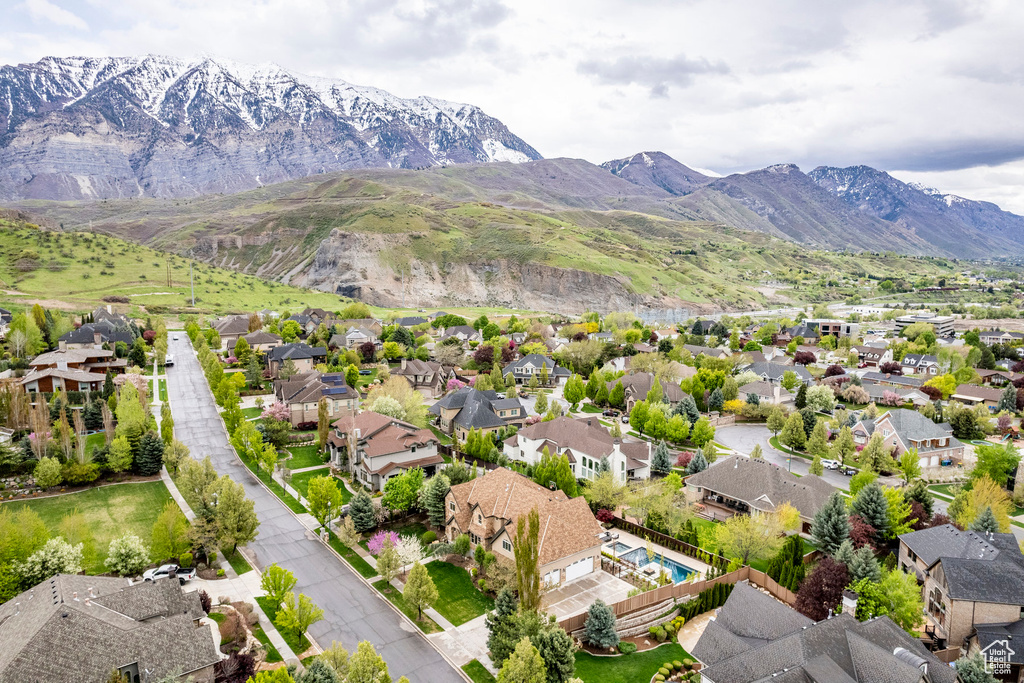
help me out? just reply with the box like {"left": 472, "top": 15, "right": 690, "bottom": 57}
{"left": 226, "top": 548, "right": 254, "bottom": 575}
{"left": 286, "top": 444, "right": 326, "bottom": 469}
{"left": 85, "top": 431, "right": 107, "bottom": 453}
{"left": 326, "top": 530, "right": 377, "bottom": 579}
{"left": 768, "top": 436, "right": 812, "bottom": 461}
{"left": 581, "top": 404, "right": 603, "bottom": 414}
{"left": 574, "top": 643, "right": 691, "bottom": 683}
{"left": 462, "top": 660, "right": 496, "bottom": 683}
{"left": 360, "top": 521, "right": 430, "bottom": 552}
{"left": 1, "top": 480, "right": 174, "bottom": 573}
{"left": 241, "top": 406, "right": 263, "bottom": 419}
{"left": 372, "top": 579, "right": 442, "bottom": 634}
{"left": 355, "top": 368, "right": 378, "bottom": 389}
{"left": 928, "top": 484, "right": 957, "bottom": 498}
{"left": 256, "top": 595, "right": 311, "bottom": 655}
{"left": 252, "top": 622, "right": 283, "bottom": 663}
{"left": 288, "top": 467, "right": 333, "bottom": 499}
{"left": 159, "top": 379, "right": 168, "bottom": 402}
{"left": 231, "top": 448, "right": 307, "bottom": 514}
{"left": 425, "top": 562, "right": 495, "bottom": 626}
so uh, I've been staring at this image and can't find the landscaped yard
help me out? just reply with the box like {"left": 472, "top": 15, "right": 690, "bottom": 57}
{"left": 287, "top": 468, "right": 351, "bottom": 503}
{"left": 326, "top": 530, "right": 377, "bottom": 579}
{"left": 251, "top": 621, "right": 283, "bottom": 662}
{"left": 226, "top": 548, "right": 254, "bottom": 575}
{"left": 241, "top": 406, "right": 263, "bottom": 419}
{"left": 574, "top": 643, "right": 690, "bottom": 683}
{"left": 372, "top": 579, "right": 443, "bottom": 633}
{"left": 159, "top": 379, "right": 168, "bottom": 402}
{"left": 360, "top": 521, "right": 429, "bottom": 552}
{"left": 85, "top": 431, "right": 107, "bottom": 453}
{"left": 286, "top": 444, "right": 326, "bottom": 469}
{"left": 256, "top": 595, "right": 311, "bottom": 654}
{"left": 0, "top": 480, "right": 174, "bottom": 573}
{"left": 462, "top": 660, "right": 496, "bottom": 683}
{"left": 425, "top": 561, "right": 495, "bottom": 626}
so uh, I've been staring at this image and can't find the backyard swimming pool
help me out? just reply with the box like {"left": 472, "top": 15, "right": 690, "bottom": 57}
{"left": 619, "top": 547, "right": 696, "bottom": 583}
{"left": 610, "top": 542, "right": 632, "bottom": 554}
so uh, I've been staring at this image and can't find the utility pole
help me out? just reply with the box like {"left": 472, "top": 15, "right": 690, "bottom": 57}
{"left": 190, "top": 260, "right": 195, "bottom": 307}
{"left": 401, "top": 269, "right": 405, "bottom": 309}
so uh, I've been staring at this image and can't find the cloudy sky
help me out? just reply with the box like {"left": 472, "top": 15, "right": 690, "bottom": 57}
{"left": 4, "top": 0, "right": 1024, "bottom": 211}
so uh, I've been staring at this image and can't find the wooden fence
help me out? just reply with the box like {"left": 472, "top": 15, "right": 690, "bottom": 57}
{"left": 557, "top": 565, "right": 797, "bottom": 633}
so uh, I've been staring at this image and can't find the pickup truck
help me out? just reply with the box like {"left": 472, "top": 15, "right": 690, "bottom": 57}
{"left": 142, "top": 564, "right": 196, "bottom": 584}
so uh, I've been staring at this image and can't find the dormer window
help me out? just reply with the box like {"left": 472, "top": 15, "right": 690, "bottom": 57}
{"left": 477, "top": 514, "right": 482, "bottom": 524}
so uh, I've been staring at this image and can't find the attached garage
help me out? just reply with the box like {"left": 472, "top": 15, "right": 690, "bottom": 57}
{"left": 544, "top": 569, "right": 560, "bottom": 586}
{"left": 564, "top": 556, "right": 594, "bottom": 583}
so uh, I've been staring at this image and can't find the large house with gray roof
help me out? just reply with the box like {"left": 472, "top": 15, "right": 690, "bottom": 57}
{"left": 429, "top": 387, "right": 526, "bottom": 440}
{"left": 502, "top": 354, "right": 571, "bottom": 386}
{"left": 745, "top": 361, "right": 812, "bottom": 386}
{"left": 898, "top": 525, "right": 1024, "bottom": 649}
{"left": 0, "top": 573, "right": 219, "bottom": 683}
{"left": 266, "top": 342, "right": 327, "bottom": 378}
{"left": 610, "top": 371, "right": 686, "bottom": 411}
{"left": 685, "top": 456, "right": 833, "bottom": 532}
{"left": 692, "top": 581, "right": 955, "bottom": 683}
{"left": 852, "top": 410, "right": 964, "bottom": 469}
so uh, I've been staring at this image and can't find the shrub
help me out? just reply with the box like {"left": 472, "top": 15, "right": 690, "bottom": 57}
{"left": 596, "top": 508, "right": 615, "bottom": 523}
{"left": 421, "top": 530, "right": 437, "bottom": 544}
{"left": 618, "top": 642, "right": 637, "bottom": 654}
{"left": 655, "top": 627, "right": 667, "bottom": 642}
{"left": 296, "top": 421, "right": 317, "bottom": 431}
{"left": 105, "top": 533, "right": 151, "bottom": 577}
{"left": 683, "top": 659, "right": 693, "bottom": 669}
{"left": 654, "top": 676, "right": 664, "bottom": 683}
{"left": 180, "top": 551, "right": 193, "bottom": 568}
{"left": 663, "top": 663, "right": 673, "bottom": 671}
{"left": 673, "top": 661, "right": 683, "bottom": 670}
{"left": 658, "top": 668, "right": 670, "bottom": 677}
{"left": 217, "top": 568, "right": 225, "bottom": 577}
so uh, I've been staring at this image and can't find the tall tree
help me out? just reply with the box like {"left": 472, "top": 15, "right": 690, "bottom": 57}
{"left": 487, "top": 589, "right": 522, "bottom": 667}
{"left": 794, "top": 556, "right": 849, "bottom": 621}
{"left": 317, "top": 398, "right": 330, "bottom": 452}
{"left": 811, "top": 491, "right": 851, "bottom": 555}
{"left": 150, "top": 501, "right": 190, "bottom": 560}
{"left": 349, "top": 490, "right": 377, "bottom": 533}
{"left": 807, "top": 420, "right": 829, "bottom": 458}
{"left": 850, "top": 483, "right": 889, "bottom": 536}
{"left": 780, "top": 412, "right": 807, "bottom": 450}
{"left": 582, "top": 599, "right": 619, "bottom": 649}
{"left": 651, "top": 441, "right": 672, "bottom": 476}
{"left": 213, "top": 476, "right": 260, "bottom": 554}
{"left": 307, "top": 475, "right": 344, "bottom": 528}
{"left": 422, "top": 474, "right": 451, "bottom": 528}
{"left": 513, "top": 508, "right": 541, "bottom": 613}
{"left": 402, "top": 562, "right": 439, "bottom": 620}
{"left": 497, "top": 638, "right": 547, "bottom": 683}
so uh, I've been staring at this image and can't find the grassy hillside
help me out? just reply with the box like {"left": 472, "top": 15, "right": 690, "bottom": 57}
{"left": 8, "top": 165, "right": 970, "bottom": 311}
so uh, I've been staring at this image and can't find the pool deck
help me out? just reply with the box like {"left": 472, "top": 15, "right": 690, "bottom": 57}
{"left": 603, "top": 528, "right": 714, "bottom": 582}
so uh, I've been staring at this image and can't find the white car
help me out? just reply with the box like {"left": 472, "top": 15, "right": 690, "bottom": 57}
{"left": 142, "top": 563, "right": 196, "bottom": 584}
{"left": 165, "top": 354, "right": 174, "bottom": 367}
{"left": 172, "top": 334, "right": 179, "bottom": 341}
{"left": 821, "top": 459, "right": 841, "bottom": 470}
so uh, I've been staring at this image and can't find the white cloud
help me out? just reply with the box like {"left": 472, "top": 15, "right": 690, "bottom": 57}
{"left": 21, "top": 0, "right": 88, "bottom": 30}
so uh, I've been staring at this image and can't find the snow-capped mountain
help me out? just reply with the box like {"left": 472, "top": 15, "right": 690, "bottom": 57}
{"left": 0, "top": 55, "right": 542, "bottom": 200}
{"left": 601, "top": 151, "right": 712, "bottom": 196}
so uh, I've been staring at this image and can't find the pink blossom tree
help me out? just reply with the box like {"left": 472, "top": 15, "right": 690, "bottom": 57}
{"left": 881, "top": 390, "right": 903, "bottom": 407}
{"left": 367, "top": 530, "right": 401, "bottom": 556}
{"left": 261, "top": 402, "right": 291, "bottom": 422}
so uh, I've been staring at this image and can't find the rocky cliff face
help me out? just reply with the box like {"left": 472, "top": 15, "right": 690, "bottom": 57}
{"left": 0, "top": 55, "right": 541, "bottom": 200}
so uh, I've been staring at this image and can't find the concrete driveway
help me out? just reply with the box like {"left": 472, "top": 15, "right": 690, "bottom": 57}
{"left": 542, "top": 571, "right": 633, "bottom": 621}
{"left": 166, "top": 336, "right": 463, "bottom": 683}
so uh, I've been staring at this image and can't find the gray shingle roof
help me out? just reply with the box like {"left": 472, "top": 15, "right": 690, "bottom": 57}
{"left": 898, "top": 524, "right": 998, "bottom": 567}
{"left": 429, "top": 388, "right": 523, "bottom": 430}
{"left": 685, "top": 456, "right": 833, "bottom": 519}
{"left": 747, "top": 362, "right": 812, "bottom": 383}
{"left": 267, "top": 342, "right": 327, "bottom": 361}
{"left": 608, "top": 372, "right": 686, "bottom": 403}
{"left": 861, "top": 372, "right": 924, "bottom": 388}
{"left": 874, "top": 409, "right": 961, "bottom": 443}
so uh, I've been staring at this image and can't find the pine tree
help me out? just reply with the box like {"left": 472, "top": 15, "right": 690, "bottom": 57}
{"left": 833, "top": 538, "right": 855, "bottom": 566}
{"left": 534, "top": 621, "right": 576, "bottom": 683}
{"left": 999, "top": 384, "right": 1018, "bottom": 413}
{"left": 795, "top": 384, "right": 807, "bottom": 409}
{"left": 970, "top": 505, "right": 1000, "bottom": 533}
{"left": 582, "top": 599, "right": 618, "bottom": 649}
{"left": 422, "top": 474, "right": 451, "bottom": 528}
{"left": 708, "top": 387, "right": 724, "bottom": 413}
{"left": 686, "top": 450, "right": 708, "bottom": 475}
{"left": 847, "top": 546, "right": 882, "bottom": 583}
{"left": 135, "top": 431, "right": 164, "bottom": 475}
{"left": 680, "top": 394, "right": 700, "bottom": 425}
{"left": 486, "top": 589, "right": 521, "bottom": 667}
{"left": 497, "top": 637, "right": 546, "bottom": 683}
{"left": 349, "top": 490, "right": 376, "bottom": 533}
{"left": 954, "top": 652, "right": 999, "bottom": 683}
{"left": 102, "top": 370, "right": 115, "bottom": 399}
{"left": 850, "top": 483, "right": 890, "bottom": 535}
{"left": 651, "top": 441, "right": 672, "bottom": 476}
{"left": 811, "top": 491, "right": 851, "bottom": 555}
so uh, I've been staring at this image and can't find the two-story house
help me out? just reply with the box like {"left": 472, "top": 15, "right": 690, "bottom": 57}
{"left": 21, "top": 347, "right": 126, "bottom": 393}
{"left": 428, "top": 387, "right": 526, "bottom": 440}
{"left": 738, "top": 380, "right": 794, "bottom": 406}
{"left": 852, "top": 410, "right": 965, "bottom": 468}
{"left": 266, "top": 343, "right": 327, "bottom": 378}
{"left": 854, "top": 344, "right": 893, "bottom": 367}
{"left": 329, "top": 326, "right": 379, "bottom": 350}
{"left": 274, "top": 371, "right": 358, "bottom": 427}
{"left": 240, "top": 330, "right": 283, "bottom": 353}
{"left": 504, "top": 416, "right": 651, "bottom": 482}
{"left": 211, "top": 315, "right": 251, "bottom": 350}
{"left": 58, "top": 320, "right": 134, "bottom": 349}
{"left": 501, "top": 354, "right": 571, "bottom": 386}
{"left": 611, "top": 372, "right": 686, "bottom": 412}
{"left": 898, "top": 525, "right": 1024, "bottom": 649}
{"left": 901, "top": 353, "right": 940, "bottom": 376}
{"left": 391, "top": 359, "right": 456, "bottom": 399}
{"left": 745, "top": 361, "right": 813, "bottom": 387}
{"left": 329, "top": 411, "right": 442, "bottom": 491}
{"left": 443, "top": 467, "right": 604, "bottom": 587}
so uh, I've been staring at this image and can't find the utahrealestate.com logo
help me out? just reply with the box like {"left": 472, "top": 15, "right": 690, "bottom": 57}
{"left": 980, "top": 639, "right": 1014, "bottom": 675}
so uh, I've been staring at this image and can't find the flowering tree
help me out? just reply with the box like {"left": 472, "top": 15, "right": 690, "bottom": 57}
{"left": 367, "top": 530, "right": 400, "bottom": 556}
{"left": 881, "top": 390, "right": 903, "bottom": 407}
{"left": 446, "top": 378, "right": 466, "bottom": 393}
{"left": 261, "top": 402, "right": 291, "bottom": 422}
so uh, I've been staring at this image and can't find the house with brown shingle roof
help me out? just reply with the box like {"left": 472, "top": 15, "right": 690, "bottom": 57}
{"left": 609, "top": 372, "right": 686, "bottom": 412}
{"left": 329, "top": 411, "right": 442, "bottom": 491}
{"left": 951, "top": 383, "right": 1003, "bottom": 410}
{"left": 444, "top": 467, "right": 605, "bottom": 587}
{"left": 391, "top": 358, "right": 456, "bottom": 398}
{"left": 274, "top": 371, "right": 358, "bottom": 427}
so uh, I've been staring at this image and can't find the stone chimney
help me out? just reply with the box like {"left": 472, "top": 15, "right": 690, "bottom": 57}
{"left": 94, "top": 330, "right": 102, "bottom": 347}
{"left": 841, "top": 589, "right": 858, "bottom": 616}
{"left": 58, "top": 340, "right": 67, "bottom": 352}
{"left": 401, "top": 359, "right": 407, "bottom": 370}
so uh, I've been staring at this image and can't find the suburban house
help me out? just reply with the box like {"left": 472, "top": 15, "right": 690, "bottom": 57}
{"left": 853, "top": 410, "right": 965, "bottom": 468}
{"left": 393, "top": 316, "right": 428, "bottom": 328}
{"left": 901, "top": 353, "right": 940, "bottom": 376}
{"left": 895, "top": 313, "right": 956, "bottom": 337}
{"left": 964, "top": 621, "right": 1024, "bottom": 682}
{"left": 854, "top": 344, "right": 893, "bottom": 367}
{"left": 862, "top": 383, "right": 931, "bottom": 408}
{"left": 439, "top": 325, "right": 481, "bottom": 344}
{"left": 329, "top": 326, "right": 378, "bottom": 350}
{"left": 738, "top": 380, "right": 794, "bottom": 406}
{"left": 274, "top": 371, "right": 358, "bottom": 427}
{"left": 391, "top": 359, "right": 456, "bottom": 398}
{"left": 504, "top": 415, "right": 651, "bottom": 482}
{"left": 611, "top": 372, "right": 686, "bottom": 411}
{"left": 501, "top": 354, "right": 571, "bottom": 385}
{"left": 779, "top": 323, "right": 820, "bottom": 344}
{"left": 800, "top": 318, "right": 861, "bottom": 339}
{"left": 0, "top": 573, "right": 220, "bottom": 683}
{"left": 329, "top": 411, "right": 441, "bottom": 491}
{"left": 861, "top": 372, "right": 925, "bottom": 390}
{"left": 745, "top": 361, "right": 812, "bottom": 386}
{"left": 692, "top": 582, "right": 954, "bottom": 683}
{"left": 684, "top": 456, "right": 833, "bottom": 533}
{"left": 335, "top": 318, "right": 383, "bottom": 336}
{"left": 897, "top": 525, "right": 1024, "bottom": 649}
{"left": 978, "top": 369, "right": 1024, "bottom": 387}
{"left": 266, "top": 343, "right": 327, "bottom": 378}
{"left": 92, "top": 304, "right": 130, "bottom": 325}
{"left": 951, "top": 383, "right": 1003, "bottom": 409}
{"left": 978, "top": 329, "right": 1024, "bottom": 345}
{"left": 682, "top": 344, "right": 731, "bottom": 360}
{"left": 443, "top": 467, "right": 604, "bottom": 587}
{"left": 0, "top": 307, "right": 10, "bottom": 338}
{"left": 211, "top": 314, "right": 251, "bottom": 350}
{"left": 58, "top": 320, "right": 134, "bottom": 349}
{"left": 429, "top": 387, "right": 526, "bottom": 440}
{"left": 691, "top": 319, "right": 716, "bottom": 335}
{"left": 301, "top": 307, "right": 336, "bottom": 326}
{"left": 240, "top": 330, "right": 282, "bottom": 353}
{"left": 21, "top": 348, "right": 125, "bottom": 393}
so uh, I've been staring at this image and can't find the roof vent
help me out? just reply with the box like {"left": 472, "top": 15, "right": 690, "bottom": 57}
{"left": 893, "top": 647, "right": 928, "bottom": 674}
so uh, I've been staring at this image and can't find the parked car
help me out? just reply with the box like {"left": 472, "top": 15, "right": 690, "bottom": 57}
{"left": 602, "top": 409, "right": 619, "bottom": 417}
{"left": 172, "top": 334, "right": 179, "bottom": 341}
{"left": 839, "top": 466, "right": 857, "bottom": 476}
{"left": 821, "top": 459, "right": 840, "bottom": 470}
{"left": 621, "top": 415, "right": 629, "bottom": 424}
{"left": 164, "top": 354, "right": 174, "bottom": 367}
{"left": 142, "top": 564, "right": 196, "bottom": 584}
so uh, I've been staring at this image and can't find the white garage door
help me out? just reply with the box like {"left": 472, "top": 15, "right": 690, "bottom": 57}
{"left": 565, "top": 556, "right": 594, "bottom": 582}
{"left": 544, "top": 570, "right": 560, "bottom": 587}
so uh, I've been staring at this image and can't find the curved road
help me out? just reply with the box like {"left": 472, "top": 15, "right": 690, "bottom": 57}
{"left": 166, "top": 335, "right": 463, "bottom": 683}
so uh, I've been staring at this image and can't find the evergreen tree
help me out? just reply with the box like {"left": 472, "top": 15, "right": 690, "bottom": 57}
{"left": 135, "top": 431, "right": 164, "bottom": 475}
{"left": 847, "top": 546, "right": 882, "bottom": 583}
{"left": 607, "top": 381, "right": 623, "bottom": 409}
{"left": 422, "top": 474, "right": 451, "bottom": 528}
{"left": 850, "top": 483, "right": 890, "bottom": 535}
{"left": 811, "top": 491, "right": 851, "bottom": 555}
{"left": 552, "top": 455, "right": 578, "bottom": 497}
{"left": 102, "top": 370, "right": 115, "bottom": 399}
{"left": 349, "top": 490, "right": 376, "bottom": 533}
{"left": 795, "top": 384, "right": 807, "bottom": 409}
{"left": 497, "top": 637, "right": 546, "bottom": 683}
{"left": 686, "top": 450, "right": 708, "bottom": 475}
{"left": 582, "top": 599, "right": 618, "bottom": 649}
{"left": 970, "top": 505, "right": 1000, "bottom": 533}
{"left": 563, "top": 374, "right": 585, "bottom": 408}
{"left": 486, "top": 589, "right": 521, "bottom": 667}
{"left": 833, "top": 539, "right": 856, "bottom": 566}
{"left": 651, "top": 441, "right": 672, "bottom": 476}
{"left": 585, "top": 372, "right": 601, "bottom": 401}
{"left": 679, "top": 394, "right": 700, "bottom": 425}
{"left": 954, "top": 652, "right": 999, "bottom": 683}
{"left": 534, "top": 620, "right": 576, "bottom": 683}
{"left": 708, "top": 387, "right": 724, "bottom": 413}
{"left": 998, "top": 384, "right": 1018, "bottom": 413}
{"left": 534, "top": 391, "right": 548, "bottom": 415}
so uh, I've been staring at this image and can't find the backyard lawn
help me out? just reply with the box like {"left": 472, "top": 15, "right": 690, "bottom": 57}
{"left": 425, "top": 561, "right": 495, "bottom": 626}
{"left": 85, "top": 431, "right": 107, "bottom": 452}
{"left": 574, "top": 643, "right": 690, "bottom": 683}
{"left": 241, "top": 406, "right": 263, "bottom": 419}
{"left": 286, "top": 445, "right": 326, "bottom": 470}
{"left": 0, "top": 480, "right": 174, "bottom": 573}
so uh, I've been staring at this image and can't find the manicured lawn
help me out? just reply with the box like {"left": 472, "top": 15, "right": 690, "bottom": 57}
{"left": 256, "top": 595, "right": 311, "bottom": 654}
{"left": 85, "top": 431, "right": 107, "bottom": 452}
{"left": 372, "top": 579, "right": 443, "bottom": 633}
{"left": 286, "top": 444, "right": 326, "bottom": 469}
{"left": 462, "top": 660, "right": 496, "bottom": 683}
{"left": 574, "top": 643, "right": 690, "bottom": 683}
{"left": 425, "top": 561, "right": 495, "bottom": 626}
{"left": 355, "top": 368, "right": 378, "bottom": 388}
{"left": 232, "top": 448, "right": 306, "bottom": 514}
{"left": 1, "top": 480, "right": 174, "bottom": 573}
{"left": 326, "top": 530, "right": 377, "bottom": 578}
{"left": 252, "top": 622, "right": 283, "bottom": 662}
{"left": 929, "top": 484, "right": 957, "bottom": 498}
{"left": 226, "top": 548, "right": 254, "bottom": 575}
{"left": 159, "top": 379, "right": 168, "bottom": 402}
{"left": 241, "top": 406, "right": 263, "bottom": 419}
{"left": 581, "top": 404, "right": 602, "bottom": 413}
{"left": 288, "top": 467, "right": 332, "bottom": 499}
{"left": 360, "top": 521, "right": 430, "bottom": 552}
{"left": 768, "top": 436, "right": 811, "bottom": 461}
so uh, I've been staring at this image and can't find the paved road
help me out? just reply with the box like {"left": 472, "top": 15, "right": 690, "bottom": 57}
{"left": 166, "top": 336, "right": 463, "bottom": 683}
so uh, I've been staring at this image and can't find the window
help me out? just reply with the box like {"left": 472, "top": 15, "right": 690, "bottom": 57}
{"left": 470, "top": 533, "right": 481, "bottom": 544}
{"left": 411, "top": 446, "right": 416, "bottom": 453}
{"left": 477, "top": 514, "right": 482, "bottom": 524}
{"left": 449, "top": 501, "right": 455, "bottom": 512}
{"left": 502, "top": 539, "right": 512, "bottom": 552}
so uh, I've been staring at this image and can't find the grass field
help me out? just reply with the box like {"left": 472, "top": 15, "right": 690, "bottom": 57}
{"left": 286, "top": 445, "right": 325, "bottom": 469}
{"left": 256, "top": 595, "right": 311, "bottom": 655}
{"left": 226, "top": 548, "right": 254, "bottom": 575}
{"left": 85, "top": 431, "right": 107, "bottom": 452}
{"left": 425, "top": 562, "right": 495, "bottom": 626}
{"left": 372, "top": 579, "right": 443, "bottom": 634}
{"left": 462, "top": 660, "right": 496, "bottom": 683}
{"left": 574, "top": 643, "right": 690, "bottom": 683}
{"left": 0, "top": 480, "right": 173, "bottom": 573}
{"left": 241, "top": 407, "right": 263, "bottom": 419}
{"left": 287, "top": 467, "right": 347, "bottom": 501}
